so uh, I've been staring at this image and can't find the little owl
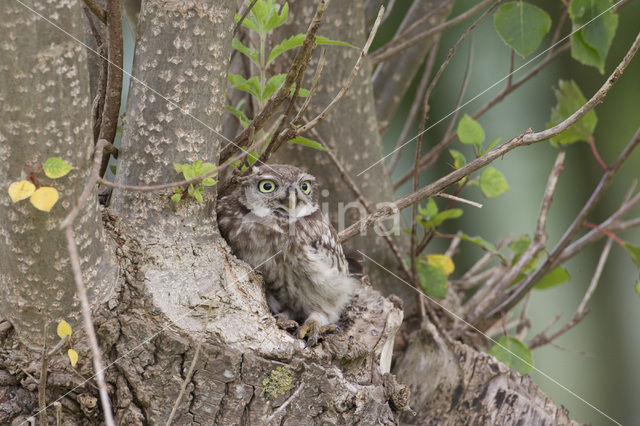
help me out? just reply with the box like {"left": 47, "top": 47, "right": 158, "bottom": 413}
{"left": 217, "top": 164, "right": 359, "bottom": 346}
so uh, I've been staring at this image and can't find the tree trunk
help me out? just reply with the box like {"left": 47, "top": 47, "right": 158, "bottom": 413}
{"left": 0, "top": 0, "right": 117, "bottom": 350}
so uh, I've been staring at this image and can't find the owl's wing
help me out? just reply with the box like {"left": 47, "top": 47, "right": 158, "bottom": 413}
{"left": 342, "top": 246, "right": 364, "bottom": 278}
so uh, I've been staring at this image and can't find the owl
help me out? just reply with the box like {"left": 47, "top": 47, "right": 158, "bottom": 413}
{"left": 216, "top": 164, "right": 359, "bottom": 346}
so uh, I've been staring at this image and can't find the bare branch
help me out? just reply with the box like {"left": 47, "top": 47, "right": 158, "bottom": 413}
{"left": 220, "top": 0, "right": 331, "bottom": 162}
{"left": 233, "top": 0, "right": 258, "bottom": 36}
{"left": 82, "top": 0, "right": 106, "bottom": 25}
{"left": 63, "top": 227, "right": 115, "bottom": 426}
{"left": 393, "top": 43, "right": 571, "bottom": 190}
{"left": 339, "top": 30, "right": 640, "bottom": 242}
{"left": 98, "top": 0, "right": 123, "bottom": 177}
{"left": 436, "top": 193, "right": 482, "bottom": 209}
{"left": 388, "top": 34, "right": 440, "bottom": 174}
{"left": 295, "top": 5, "right": 384, "bottom": 135}
{"left": 487, "top": 123, "right": 640, "bottom": 319}
{"left": 528, "top": 238, "right": 614, "bottom": 349}
{"left": 370, "top": 0, "right": 496, "bottom": 65}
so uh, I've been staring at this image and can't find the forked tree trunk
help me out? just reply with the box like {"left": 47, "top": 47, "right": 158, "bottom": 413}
{"left": 0, "top": 0, "right": 582, "bottom": 424}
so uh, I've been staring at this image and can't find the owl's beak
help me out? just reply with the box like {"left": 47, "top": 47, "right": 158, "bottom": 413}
{"left": 288, "top": 188, "right": 297, "bottom": 211}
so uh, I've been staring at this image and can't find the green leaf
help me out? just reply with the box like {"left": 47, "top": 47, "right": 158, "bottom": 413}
{"left": 569, "top": 0, "right": 618, "bottom": 73}
{"left": 459, "top": 233, "right": 506, "bottom": 262}
{"left": 288, "top": 136, "right": 328, "bottom": 151}
{"left": 493, "top": 2, "right": 552, "bottom": 58}
{"left": 534, "top": 266, "right": 571, "bottom": 290}
{"left": 480, "top": 167, "right": 510, "bottom": 198}
{"left": 265, "top": 1, "right": 288, "bottom": 32}
{"left": 194, "top": 187, "right": 204, "bottom": 202}
{"left": 226, "top": 105, "right": 250, "bottom": 128}
{"left": 187, "top": 184, "right": 195, "bottom": 195}
{"left": 228, "top": 73, "right": 261, "bottom": 99}
{"left": 263, "top": 74, "right": 287, "bottom": 101}
{"left": 291, "top": 84, "right": 309, "bottom": 98}
{"left": 247, "top": 151, "right": 260, "bottom": 166}
{"left": 457, "top": 114, "right": 485, "bottom": 147}
{"left": 417, "top": 262, "right": 447, "bottom": 299}
{"left": 634, "top": 282, "right": 640, "bottom": 297}
{"left": 547, "top": 80, "right": 597, "bottom": 146}
{"left": 171, "top": 193, "right": 182, "bottom": 202}
{"left": 109, "top": 165, "right": 117, "bottom": 175}
{"left": 449, "top": 149, "right": 467, "bottom": 169}
{"left": 267, "top": 34, "right": 356, "bottom": 66}
{"left": 624, "top": 242, "right": 640, "bottom": 267}
{"left": 510, "top": 234, "right": 531, "bottom": 263}
{"left": 202, "top": 177, "right": 217, "bottom": 186}
{"left": 418, "top": 198, "right": 438, "bottom": 219}
{"left": 232, "top": 38, "right": 259, "bottom": 65}
{"left": 488, "top": 336, "right": 533, "bottom": 375}
{"left": 425, "top": 209, "right": 463, "bottom": 228}
{"left": 43, "top": 157, "right": 74, "bottom": 179}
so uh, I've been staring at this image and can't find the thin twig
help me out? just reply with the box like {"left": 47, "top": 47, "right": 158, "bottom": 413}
{"left": 221, "top": 0, "right": 331, "bottom": 162}
{"left": 293, "top": 49, "right": 326, "bottom": 124}
{"left": 388, "top": 34, "right": 441, "bottom": 174}
{"left": 370, "top": 0, "right": 496, "bottom": 65}
{"left": 340, "top": 30, "right": 640, "bottom": 242}
{"left": 393, "top": 43, "right": 571, "bottom": 190}
{"left": 295, "top": 5, "right": 385, "bottom": 136}
{"left": 487, "top": 123, "right": 640, "bottom": 319}
{"left": 58, "top": 139, "right": 115, "bottom": 425}
{"left": 529, "top": 238, "right": 614, "bottom": 349}
{"left": 436, "top": 193, "right": 482, "bottom": 208}
{"left": 39, "top": 323, "right": 49, "bottom": 426}
{"left": 63, "top": 227, "right": 115, "bottom": 426}
{"left": 233, "top": 0, "right": 259, "bottom": 36}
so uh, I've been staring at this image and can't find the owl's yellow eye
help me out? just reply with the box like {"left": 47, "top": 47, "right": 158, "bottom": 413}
{"left": 300, "top": 181, "right": 311, "bottom": 194}
{"left": 258, "top": 180, "right": 276, "bottom": 193}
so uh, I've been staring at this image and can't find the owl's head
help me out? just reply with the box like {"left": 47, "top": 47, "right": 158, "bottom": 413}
{"left": 240, "top": 164, "right": 319, "bottom": 219}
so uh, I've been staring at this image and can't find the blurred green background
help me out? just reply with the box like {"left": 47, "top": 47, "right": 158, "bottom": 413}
{"left": 378, "top": 0, "right": 640, "bottom": 424}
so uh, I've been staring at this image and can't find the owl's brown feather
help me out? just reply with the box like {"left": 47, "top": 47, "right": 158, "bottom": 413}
{"left": 216, "top": 165, "right": 356, "bottom": 341}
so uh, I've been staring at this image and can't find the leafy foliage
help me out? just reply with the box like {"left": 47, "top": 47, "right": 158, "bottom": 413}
{"left": 493, "top": 2, "right": 551, "bottom": 58}
{"left": 227, "top": 0, "right": 354, "bottom": 168}
{"left": 624, "top": 242, "right": 640, "bottom": 267}
{"left": 417, "top": 198, "right": 463, "bottom": 229}
{"left": 172, "top": 161, "right": 217, "bottom": 203}
{"left": 547, "top": 80, "right": 598, "bottom": 146}
{"left": 43, "top": 157, "right": 74, "bottom": 179}
{"left": 569, "top": 0, "right": 619, "bottom": 73}
{"left": 417, "top": 261, "right": 448, "bottom": 299}
{"left": 7, "top": 157, "right": 74, "bottom": 212}
{"left": 488, "top": 336, "right": 533, "bottom": 374}
{"left": 534, "top": 266, "right": 571, "bottom": 290}
{"left": 457, "top": 114, "right": 485, "bottom": 148}
{"left": 479, "top": 167, "right": 510, "bottom": 198}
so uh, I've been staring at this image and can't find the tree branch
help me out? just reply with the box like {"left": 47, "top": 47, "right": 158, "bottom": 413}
{"left": 340, "top": 30, "right": 640, "bottom": 243}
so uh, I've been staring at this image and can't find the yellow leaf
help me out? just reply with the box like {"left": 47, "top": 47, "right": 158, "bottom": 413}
{"left": 425, "top": 254, "right": 455, "bottom": 276}
{"left": 57, "top": 319, "right": 72, "bottom": 339}
{"left": 68, "top": 349, "right": 78, "bottom": 366}
{"left": 29, "top": 187, "right": 59, "bottom": 212}
{"left": 8, "top": 180, "right": 35, "bottom": 202}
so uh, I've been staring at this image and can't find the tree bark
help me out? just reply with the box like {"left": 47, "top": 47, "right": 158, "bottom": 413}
{"left": 0, "top": 0, "right": 117, "bottom": 349}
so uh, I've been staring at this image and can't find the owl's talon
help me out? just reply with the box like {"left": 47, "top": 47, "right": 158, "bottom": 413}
{"left": 275, "top": 314, "right": 298, "bottom": 331}
{"left": 297, "top": 321, "right": 337, "bottom": 347}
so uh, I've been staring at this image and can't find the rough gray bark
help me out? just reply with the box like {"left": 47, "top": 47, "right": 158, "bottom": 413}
{"left": 395, "top": 326, "right": 579, "bottom": 425}
{"left": 372, "top": 0, "right": 453, "bottom": 129}
{"left": 0, "top": 0, "right": 117, "bottom": 349}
